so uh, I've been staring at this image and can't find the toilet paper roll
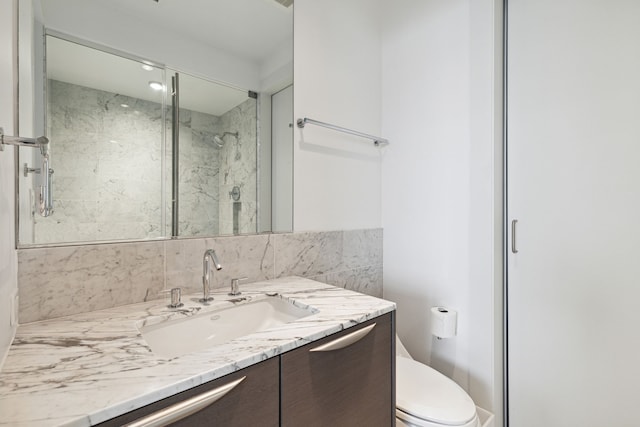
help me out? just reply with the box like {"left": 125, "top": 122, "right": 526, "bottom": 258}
{"left": 430, "top": 307, "right": 457, "bottom": 339}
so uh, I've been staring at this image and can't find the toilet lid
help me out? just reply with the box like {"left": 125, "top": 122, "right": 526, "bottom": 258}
{"left": 396, "top": 357, "right": 477, "bottom": 426}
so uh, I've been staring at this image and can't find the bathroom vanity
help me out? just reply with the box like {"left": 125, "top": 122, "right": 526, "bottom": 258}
{"left": 0, "top": 277, "right": 395, "bottom": 426}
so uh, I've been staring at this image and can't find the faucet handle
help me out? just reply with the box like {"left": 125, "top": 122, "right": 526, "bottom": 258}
{"left": 161, "top": 287, "right": 184, "bottom": 308}
{"left": 229, "top": 277, "right": 249, "bottom": 296}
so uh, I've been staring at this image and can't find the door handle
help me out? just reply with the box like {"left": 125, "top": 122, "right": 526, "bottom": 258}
{"left": 309, "top": 323, "right": 376, "bottom": 352}
{"left": 511, "top": 219, "right": 518, "bottom": 254}
{"left": 124, "top": 376, "right": 246, "bottom": 427}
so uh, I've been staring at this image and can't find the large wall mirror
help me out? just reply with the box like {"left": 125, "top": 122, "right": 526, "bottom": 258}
{"left": 17, "top": 0, "right": 294, "bottom": 247}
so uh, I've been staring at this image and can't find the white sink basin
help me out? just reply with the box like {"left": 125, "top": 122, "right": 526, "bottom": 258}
{"left": 138, "top": 297, "right": 316, "bottom": 358}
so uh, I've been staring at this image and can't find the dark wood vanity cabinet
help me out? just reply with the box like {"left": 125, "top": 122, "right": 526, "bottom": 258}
{"left": 98, "top": 312, "right": 394, "bottom": 426}
{"left": 97, "top": 356, "right": 279, "bottom": 427}
{"left": 281, "top": 313, "right": 394, "bottom": 427}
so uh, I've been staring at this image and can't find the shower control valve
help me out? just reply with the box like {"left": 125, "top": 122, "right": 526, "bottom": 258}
{"left": 229, "top": 186, "right": 241, "bottom": 201}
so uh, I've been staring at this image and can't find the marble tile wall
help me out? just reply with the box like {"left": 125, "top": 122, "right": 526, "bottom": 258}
{"left": 177, "top": 109, "right": 221, "bottom": 237}
{"left": 217, "top": 98, "right": 258, "bottom": 235}
{"left": 34, "top": 80, "right": 258, "bottom": 244}
{"left": 37, "top": 80, "right": 165, "bottom": 244}
{"left": 17, "top": 229, "right": 383, "bottom": 323}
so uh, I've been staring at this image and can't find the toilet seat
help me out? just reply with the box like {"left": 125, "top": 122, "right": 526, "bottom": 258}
{"left": 396, "top": 357, "right": 478, "bottom": 427}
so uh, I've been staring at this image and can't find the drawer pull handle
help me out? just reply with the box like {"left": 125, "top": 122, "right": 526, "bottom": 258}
{"left": 511, "top": 219, "right": 519, "bottom": 254}
{"left": 310, "top": 323, "right": 376, "bottom": 352}
{"left": 124, "top": 376, "right": 246, "bottom": 427}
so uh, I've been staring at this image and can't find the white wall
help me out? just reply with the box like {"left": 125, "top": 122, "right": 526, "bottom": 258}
{"left": 381, "top": 0, "right": 502, "bottom": 423}
{"left": 382, "top": 0, "right": 471, "bottom": 375}
{"left": 272, "top": 85, "right": 294, "bottom": 232}
{"left": 0, "top": 0, "right": 18, "bottom": 369}
{"left": 293, "top": 0, "right": 383, "bottom": 232}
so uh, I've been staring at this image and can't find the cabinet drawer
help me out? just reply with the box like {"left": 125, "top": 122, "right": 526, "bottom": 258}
{"left": 98, "top": 356, "right": 279, "bottom": 427}
{"left": 281, "top": 312, "right": 394, "bottom": 427}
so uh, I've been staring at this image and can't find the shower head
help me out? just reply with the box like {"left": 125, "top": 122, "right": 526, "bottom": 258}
{"left": 213, "top": 134, "right": 225, "bottom": 148}
{"left": 212, "top": 131, "right": 239, "bottom": 148}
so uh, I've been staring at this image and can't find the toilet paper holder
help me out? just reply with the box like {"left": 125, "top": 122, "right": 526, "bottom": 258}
{"left": 431, "top": 306, "right": 457, "bottom": 339}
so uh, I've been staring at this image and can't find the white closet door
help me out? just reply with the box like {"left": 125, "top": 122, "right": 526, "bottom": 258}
{"left": 507, "top": 1, "right": 640, "bottom": 426}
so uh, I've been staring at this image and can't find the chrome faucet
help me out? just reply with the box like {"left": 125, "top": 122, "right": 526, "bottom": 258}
{"left": 201, "top": 249, "right": 222, "bottom": 302}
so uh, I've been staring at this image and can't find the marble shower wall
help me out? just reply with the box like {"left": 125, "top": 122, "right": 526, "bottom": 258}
{"left": 35, "top": 80, "right": 257, "bottom": 244}
{"left": 37, "top": 80, "right": 165, "bottom": 244}
{"left": 217, "top": 98, "right": 258, "bottom": 235}
{"left": 177, "top": 109, "right": 221, "bottom": 237}
{"left": 17, "top": 229, "right": 383, "bottom": 323}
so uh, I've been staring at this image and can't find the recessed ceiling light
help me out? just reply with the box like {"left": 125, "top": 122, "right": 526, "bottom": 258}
{"left": 141, "top": 64, "right": 154, "bottom": 71}
{"left": 120, "top": 103, "right": 130, "bottom": 108}
{"left": 148, "top": 81, "right": 164, "bottom": 91}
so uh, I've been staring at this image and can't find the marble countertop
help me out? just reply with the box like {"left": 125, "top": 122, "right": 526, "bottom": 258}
{"left": 0, "top": 277, "right": 395, "bottom": 427}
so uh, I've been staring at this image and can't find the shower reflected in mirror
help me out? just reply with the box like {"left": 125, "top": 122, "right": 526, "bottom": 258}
{"left": 212, "top": 132, "right": 238, "bottom": 149}
{"left": 174, "top": 71, "right": 257, "bottom": 237}
{"left": 19, "top": 35, "right": 260, "bottom": 244}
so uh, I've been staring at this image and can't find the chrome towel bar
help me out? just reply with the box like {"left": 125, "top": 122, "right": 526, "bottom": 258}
{"left": 296, "top": 117, "right": 389, "bottom": 147}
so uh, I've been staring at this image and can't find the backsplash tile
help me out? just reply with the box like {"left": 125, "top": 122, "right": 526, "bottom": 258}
{"left": 18, "top": 242, "right": 164, "bottom": 323}
{"left": 164, "top": 234, "right": 275, "bottom": 294}
{"left": 17, "top": 229, "right": 382, "bottom": 323}
{"left": 342, "top": 228, "right": 383, "bottom": 270}
{"left": 273, "top": 231, "right": 344, "bottom": 277}
{"left": 315, "top": 265, "right": 384, "bottom": 298}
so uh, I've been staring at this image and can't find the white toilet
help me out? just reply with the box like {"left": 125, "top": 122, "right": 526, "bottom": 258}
{"left": 395, "top": 337, "right": 481, "bottom": 427}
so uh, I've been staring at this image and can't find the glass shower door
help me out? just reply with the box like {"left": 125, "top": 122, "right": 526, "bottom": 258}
{"left": 24, "top": 34, "right": 167, "bottom": 245}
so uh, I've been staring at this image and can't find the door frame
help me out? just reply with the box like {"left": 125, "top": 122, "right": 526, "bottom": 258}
{"left": 502, "top": 0, "right": 510, "bottom": 425}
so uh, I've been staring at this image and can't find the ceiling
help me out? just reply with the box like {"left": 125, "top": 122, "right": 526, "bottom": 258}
{"left": 104, "top": 0, "right": 293, "bottom": 65}
{"left": 47, "top": 36, "right": 251, "bottom": 116}
{"left": 41, "top": 0, "right": 293, "bottom": 116}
